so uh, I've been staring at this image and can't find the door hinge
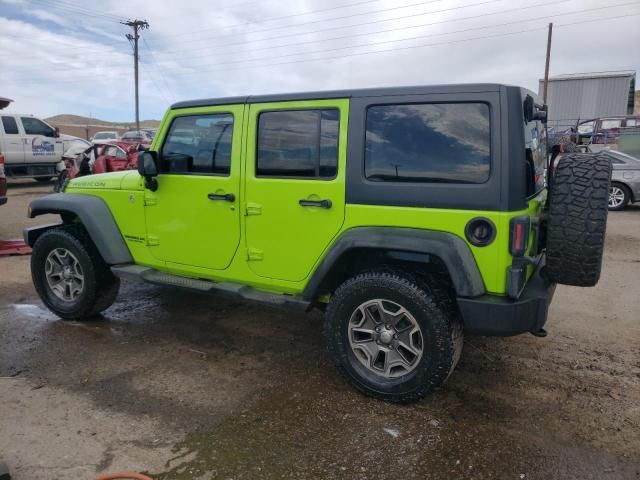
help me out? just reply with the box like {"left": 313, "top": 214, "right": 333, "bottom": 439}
{"left": 245, "top": 202, "right": 262, "bottom": 216}
{"left": 144, "top": 193, "right": 157, "bottom": 206}
{"left": 147, "top": 235, "right": 160, "bottom": 246}
{"left": 247, "top": 248, "right": 263, "bottom": 261}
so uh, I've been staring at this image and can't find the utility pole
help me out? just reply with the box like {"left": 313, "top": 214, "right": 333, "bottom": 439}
{"left": 542, "top": 22, "right": 553, "bottom": 105}
{"left": 122, "top": 19, "right": 149, "bottom": 132}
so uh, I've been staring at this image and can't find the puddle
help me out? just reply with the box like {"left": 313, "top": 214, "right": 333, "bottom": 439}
{"left": 9, "top": 303, "right": 57, "bottom": 321}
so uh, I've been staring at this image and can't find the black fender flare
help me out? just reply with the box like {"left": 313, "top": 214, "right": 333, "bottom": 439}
{"left": 302, "top": 227, "right": 486, "bottom": 300}
{"left": 24, "top": 193, "right": 133, "bottom": 265}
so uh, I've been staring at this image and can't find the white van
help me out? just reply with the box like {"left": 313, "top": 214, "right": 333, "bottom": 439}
{"left": 0, "top": 114, "right": 65, "bottom": 181}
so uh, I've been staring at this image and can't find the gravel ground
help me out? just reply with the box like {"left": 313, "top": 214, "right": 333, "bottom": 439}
{"left": 0, "top": 179, "right": 639, "bottom": 480}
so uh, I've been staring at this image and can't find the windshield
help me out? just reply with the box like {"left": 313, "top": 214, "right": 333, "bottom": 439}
{"left": 94, "top": 132, "right": 115, "bottom": 139}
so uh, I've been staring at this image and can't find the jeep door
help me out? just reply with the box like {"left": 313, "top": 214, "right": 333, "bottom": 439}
{"left": 144, "top": 105, "right": 244, "bottom": 270}
{"left": 244, "top": 99, "right": 348, "bottom": 282}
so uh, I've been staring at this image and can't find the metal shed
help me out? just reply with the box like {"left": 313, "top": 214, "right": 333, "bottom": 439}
{"left": 539, "top": 71, "right": 636, "bottom": 125}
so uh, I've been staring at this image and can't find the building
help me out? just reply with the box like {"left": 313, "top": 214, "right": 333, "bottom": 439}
{"left": 539, "top": 71, "right": 636, "bottom": 126}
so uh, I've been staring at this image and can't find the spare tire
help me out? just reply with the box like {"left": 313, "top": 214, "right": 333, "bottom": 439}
{"left": 546, "top": 153, "right": 611, "bottom": 286}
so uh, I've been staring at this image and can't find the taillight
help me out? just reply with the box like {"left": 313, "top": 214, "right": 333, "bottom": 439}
{"left": 509, "top": 215, "right": 531, "bottom": 257}
{"left": 0, "top": 154, "right": 5, "bottom": 176}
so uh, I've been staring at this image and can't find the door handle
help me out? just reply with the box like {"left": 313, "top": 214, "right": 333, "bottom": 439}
{"left": 208, "top": 192, "right": 235, "bottom": 202}
{"left": 299, "top": 198, "right": 332, "bottom": 209}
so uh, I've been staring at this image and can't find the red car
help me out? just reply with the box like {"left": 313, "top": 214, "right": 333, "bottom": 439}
{"left": 55, "top": 142, "right": 143, "bottom": 192}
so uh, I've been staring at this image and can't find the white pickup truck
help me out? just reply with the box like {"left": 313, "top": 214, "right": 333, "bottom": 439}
{"left": 0, "top": 113, "right": 66, "bottom": 181}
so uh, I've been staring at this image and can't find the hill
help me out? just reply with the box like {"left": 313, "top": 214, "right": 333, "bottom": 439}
{"left": 45, "top": 114, "right": 160, "bottom": 128}
{"left": 44, "top": 114, "right": 161, "bottom": 140}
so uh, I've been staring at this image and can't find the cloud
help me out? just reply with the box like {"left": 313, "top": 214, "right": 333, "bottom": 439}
{"left": 0, "top": 0, "right": 638, "bottom": 122}
{"left": 29, "top": 9, "right": 69, "bottom": 27}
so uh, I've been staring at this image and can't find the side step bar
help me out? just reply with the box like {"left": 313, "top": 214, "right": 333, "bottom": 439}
{"left": 111, "top": 265, "right": 310, "bottom": 311}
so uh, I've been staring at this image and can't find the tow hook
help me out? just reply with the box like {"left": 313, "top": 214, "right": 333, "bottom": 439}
{"left": 531, "top": 328, "right": 548, "bottom": 338}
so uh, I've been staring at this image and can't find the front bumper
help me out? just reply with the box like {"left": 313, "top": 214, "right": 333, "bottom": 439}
{"left": 457, "top": 257, "right": 556, "bottom": 336}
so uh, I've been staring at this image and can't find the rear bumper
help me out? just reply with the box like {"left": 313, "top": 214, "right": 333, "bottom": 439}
{"left": 457, "top": 257, "right": 556, "bottom": 336}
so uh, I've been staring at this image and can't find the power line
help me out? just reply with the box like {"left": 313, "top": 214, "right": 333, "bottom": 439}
{"left": 166, "top": 0, "right": 392, "bottom": 39}
{"left": 170, "top": 0, "right": 572, "bottom": 62}
{"left": 141, "top": 36, "right": 176, "bottom": 103}
{"left": 29, "top": 0, "right": 123, "bottom": 22}
{"left": 170, "top": 0, "right": 638, "bottom": 68}
{"left": 164, "top": 0, "right": 492, "bottom": 48}
{"left": 173, "top": 12, "right": 640, "bottom": 75}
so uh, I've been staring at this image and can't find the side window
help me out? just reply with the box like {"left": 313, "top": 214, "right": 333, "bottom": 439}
{"left": 115, "top": 148, "right": 127, "bottom": 159}
{"left": 524, "top": 118, "right": 547, "bottom": 196}
{"left": 161, "top": 114, "right": 234, "bottom": 175}
{"left": 365, "top": 103, "right": 491, "bottom": 183}
{"left": 21, "top": 117, "right": 55, "bottom": 137}
{"left": 600, "top": 119, "right": 622, "bottom": 130}
{"left": 2, "top": 116, "right": 19, "bottom": 134}
{"left": 624, "top": 119, "right": 638, "bottom": 128}
{"left": 256, "top": 109, "right": 339, "bottom": 178}
{"left": 577, "top": 120, "right": 594, "bottom": 134}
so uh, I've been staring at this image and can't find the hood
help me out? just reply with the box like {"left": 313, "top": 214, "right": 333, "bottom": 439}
{"left": 66, "top": 171, "right": 143, "bottom": 191}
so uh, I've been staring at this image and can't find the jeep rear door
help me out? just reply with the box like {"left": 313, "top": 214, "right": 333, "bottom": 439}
{"left": 244, "top": 99, "right": 348, "bottom": 282}
{"left": 144, "top": 105, "right": 244, "bottom": 270}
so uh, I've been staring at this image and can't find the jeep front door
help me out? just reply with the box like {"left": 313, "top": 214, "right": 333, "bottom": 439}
{"left": 244, "top": 100, "right": 348, "bottom": 282}
{"left": 144, "top": 106, "right": 244, "bottom": 270}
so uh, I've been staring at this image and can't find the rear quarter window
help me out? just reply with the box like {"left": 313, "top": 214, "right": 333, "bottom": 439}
{"left": 364, "top": 102, "right": 491, "bottom": 184}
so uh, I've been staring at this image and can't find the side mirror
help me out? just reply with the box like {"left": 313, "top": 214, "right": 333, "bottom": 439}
{"left": 533, "top": 105, "right": 548, "bottom": 124}
{"left": 54, "top": 127, "right": 60, "bottom": 138}
{"left": 138, "top": 151, "right": 159, "bottom": 191}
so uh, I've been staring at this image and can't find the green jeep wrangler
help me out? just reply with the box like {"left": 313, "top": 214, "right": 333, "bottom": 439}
{"left": 25, "top": 84, "right": 611, "bottom": 403}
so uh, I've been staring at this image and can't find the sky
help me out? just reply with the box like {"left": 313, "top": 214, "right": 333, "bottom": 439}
{"left": 1, "top": 0, "right": 638, "bottom": 122}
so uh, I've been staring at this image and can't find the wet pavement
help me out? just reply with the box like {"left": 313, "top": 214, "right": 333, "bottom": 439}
{"left": 1, "top": 180, "right": 639, "bottom": 479}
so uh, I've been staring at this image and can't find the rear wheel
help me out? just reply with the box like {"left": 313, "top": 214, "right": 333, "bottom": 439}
{"left": 324, "top": 271, "right": 463, "bottom": 403}
{"left": 31, "top": 225, "right": 120, "bottom": 320}
{"left": 546, "top": 153, "right": 611, "bottom": 286}
{"left": 608, "top": 183, "right": 630, "bottom": 211}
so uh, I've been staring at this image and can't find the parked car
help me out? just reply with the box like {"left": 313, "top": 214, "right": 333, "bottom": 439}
{"left": 0, "top": 113, "right": 64, "bottom": 181}
{"left": 0, "top": 153, "right": 7, "bottom": 206}
{"left": 91, "top": 131, "right": 119, "bottom": 144}
{"left": 55, "top": 141, "right": 141, "bottom": 192}
{"left": 120, "top": 130, "right": 153, "bottom": 147}
{"left": 25, "top": 84, "right": 612, "bottom": 403}
{"left": 140, "top": 128, "right": 157, "bottom": 139}
{"left": 603, "top": 150, "right": 640, "bottom": 210}
{"left": 574, "top": 115, "right": 640, "bottom": 151}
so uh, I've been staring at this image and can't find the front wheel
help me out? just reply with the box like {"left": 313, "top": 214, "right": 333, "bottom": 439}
{"left": 31, "top": 225, "right": 120, "bottom": 320}
{"left": 324, "top": 271, "right": 463, "bottom": 403}
{"left": 608, "top": 183, "right": 630, "bottom": 211}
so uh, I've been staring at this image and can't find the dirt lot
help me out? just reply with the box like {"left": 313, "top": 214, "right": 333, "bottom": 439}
{"left": 1, "top": 180, "right": 639, "bottom": 480}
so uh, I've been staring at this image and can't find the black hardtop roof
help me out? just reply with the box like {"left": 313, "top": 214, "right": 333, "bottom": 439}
{"left": 171, "top": 83, "right": 514, "bottom": 109}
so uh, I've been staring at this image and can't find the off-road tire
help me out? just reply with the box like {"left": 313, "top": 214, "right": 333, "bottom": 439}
{"left": 546, "top": 153, "right": 611, "bottom": 286}
{"left": 31, "top": 225, "right": 120, "bottom": 320}
{"left": 324, "top": 270, "right": 463, "bottom": 404}
{"left": 608, "top": 182, "right": 630, "bottom": 211}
